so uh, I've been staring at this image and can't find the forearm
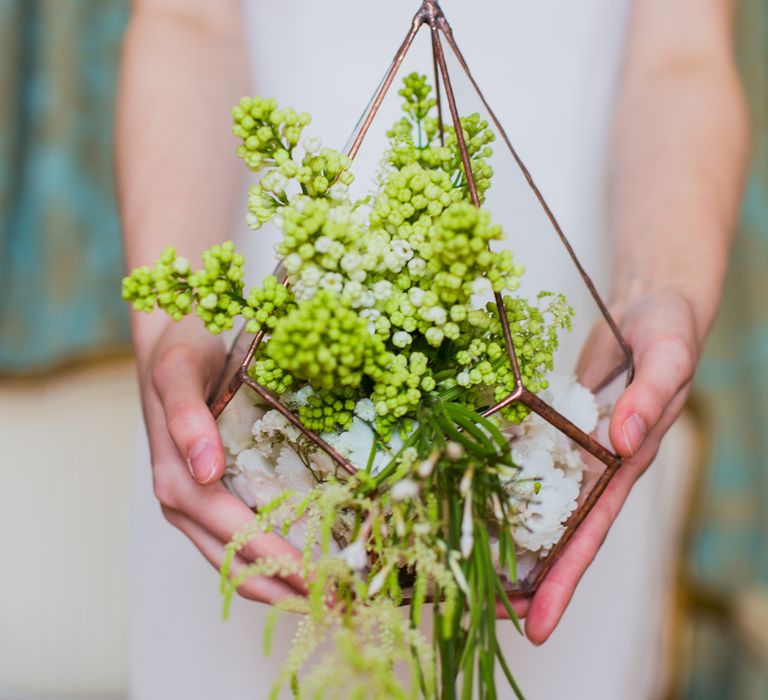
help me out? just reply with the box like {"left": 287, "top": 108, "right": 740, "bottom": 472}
{"left": 116, "top": 0, "right": 250, "bottom": 363}
{"left": 610, "top": 0, "right": 748, "bottom": 343}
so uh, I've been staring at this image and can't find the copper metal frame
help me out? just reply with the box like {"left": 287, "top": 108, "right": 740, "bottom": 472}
{"left": 209, "top": 0, "right": 634, "bottom": 595}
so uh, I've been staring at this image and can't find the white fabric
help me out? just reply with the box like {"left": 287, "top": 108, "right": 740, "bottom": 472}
{"left": 0, "top": 358, "right": 137, "bottom": 697}
{"left": 129, "top": 1, "right": 689, "bottom": 698}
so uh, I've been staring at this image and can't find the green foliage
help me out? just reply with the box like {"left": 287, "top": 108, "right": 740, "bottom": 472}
{"left": 122, "top": 242, "right": 248, "bottom": 333}
{"left": 123, "top": 73, "right": 578, "bottom": 699}
{"left": 264, "top": 289, "right": 390, "bottom": 396}
{"left": 217, "top": 394, "right": 526, "bottom": 699}
{"left": 123, "top": 72, "right": 572, "bottom": 432}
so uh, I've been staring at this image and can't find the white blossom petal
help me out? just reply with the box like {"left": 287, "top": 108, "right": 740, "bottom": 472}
{"left": 390, "top": 478, "right": 419, "bottom": 502}
{"left": 543, "top": 374, "right": 599, "bottom": 435}
{"left": 354, "top": 398, "right": 376, "bottom": 423}
{"left": 216, "top": 387, "right": 264, "bottom": 454}
{"left": 340, "top": 539, "right": 369, "bottom": 571}
{"left": 226, "top": 449, "right": 283, "bottom": 508}
{"left": 275, "top": 446, "right": 317, "bottom": 494}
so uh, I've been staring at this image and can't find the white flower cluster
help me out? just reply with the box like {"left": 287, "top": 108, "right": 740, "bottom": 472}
{"left": 216, "top": 390, "right": 406, "bottom": 552}
{"left": 216, "top": 387, "right": 323, "bottom": 551}
{"left": 322, "top": 413, "right": 405, "bottom": 476}
{"left": 505, "top": 374, "right": 599, "bottom": 557}
{"left": 216, "top": 374, "right": 599, "bottom": 576}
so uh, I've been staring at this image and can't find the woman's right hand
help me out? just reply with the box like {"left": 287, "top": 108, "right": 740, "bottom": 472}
{"left": 136, "top": 316, "right": 308, "bottom": 604}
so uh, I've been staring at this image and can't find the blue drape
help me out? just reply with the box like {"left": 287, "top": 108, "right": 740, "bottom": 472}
{"left": 0, "top": 0, "right": 130, "bottom": 372}
{"left": 687, "top": 0, "right": 768, "bottom": 696}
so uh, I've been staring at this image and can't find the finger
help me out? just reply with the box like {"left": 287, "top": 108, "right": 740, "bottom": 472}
{"left": 524, "top": 389, "right": 686, "bottom": 644}
{"left": 151, "top": 438, "right": 309, "bottom": 595}
{"left": 182, "top": 485, "right": 311, "bottom": 595}
{"left": 575, "top": 317, "right": 627, "bottom": 391}
{"left": 144, "top": 382, "right": 310, "bottom": 596}
{"left": 495, "top": 596, "right": 530, "bottom": 619}
{"left": 609, "top": 334, "right": 694, "bottom": 458}
{"left": 523, "top": 485, "right": 623, "bottom": 645}
{"left": 152, "top": 339, "right": 226, "bottom": 485}
{"left": 166, "top": 508, "right": 298, "bottom": 605}
{"left": 608, "top": 299, "right": 696, "bottom": 458}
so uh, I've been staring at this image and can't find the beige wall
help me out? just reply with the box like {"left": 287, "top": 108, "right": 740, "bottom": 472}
{"left": 0, "top": 357, "right": 139, "bottom": 699}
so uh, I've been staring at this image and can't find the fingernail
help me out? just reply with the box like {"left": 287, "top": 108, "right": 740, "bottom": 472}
{"left": 187, "top": 440, "right": 218, "bottom": 484}
{"left": 621, "top": 414, "right": 646, "bottom": 456}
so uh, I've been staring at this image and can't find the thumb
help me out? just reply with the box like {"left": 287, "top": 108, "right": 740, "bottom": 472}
{"left": 152, "top": 343, "right": 226, "bottom": 485}
{"left": 609, "top": 300, "right": 696, "bottom": 458}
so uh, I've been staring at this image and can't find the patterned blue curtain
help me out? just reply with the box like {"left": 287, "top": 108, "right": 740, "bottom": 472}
{"left": 686, "top": 0, "right": 768, "bottom": 696}
{"left": 0, "top": 0, "right": 129, "bottom": 373}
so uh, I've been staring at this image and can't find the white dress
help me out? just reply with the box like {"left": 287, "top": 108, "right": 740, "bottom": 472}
{"left": 129, "top": 1, "right": 688, "bottom": 698}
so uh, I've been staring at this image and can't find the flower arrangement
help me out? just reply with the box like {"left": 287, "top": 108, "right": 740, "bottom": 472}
{"left": 123, "top": 73, "right": 600, "bottom": 699}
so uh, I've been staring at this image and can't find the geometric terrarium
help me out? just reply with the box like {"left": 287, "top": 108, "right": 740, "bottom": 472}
{"left": 207, "top": 0, "right": 633, "bottom": 597}
{"left": 118, "top": 1, "right": 645, "bottom": 694}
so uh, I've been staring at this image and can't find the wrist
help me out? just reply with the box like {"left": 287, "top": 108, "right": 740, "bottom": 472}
{"left": 130, "top": 311, "right": 174, "bottom": 370}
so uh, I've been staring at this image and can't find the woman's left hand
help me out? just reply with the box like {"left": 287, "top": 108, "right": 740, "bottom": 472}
{"left": 500, "top": 287, "right": 699, "bottom": 643}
